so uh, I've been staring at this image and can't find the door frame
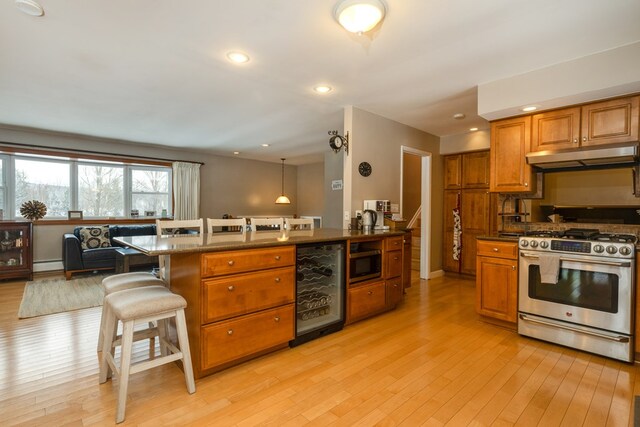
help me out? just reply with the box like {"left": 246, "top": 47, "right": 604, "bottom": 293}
{"left": 400, "top": 146, "right": 431, "bottom": 279}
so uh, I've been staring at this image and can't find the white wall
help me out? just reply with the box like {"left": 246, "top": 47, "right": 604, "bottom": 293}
{"left": 478, "top": 42, "right": 640, "bottom": 120}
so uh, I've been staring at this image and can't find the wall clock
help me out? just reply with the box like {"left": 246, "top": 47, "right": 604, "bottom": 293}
{"left": 358, "top": 161, "right": 372, "bottom": 177}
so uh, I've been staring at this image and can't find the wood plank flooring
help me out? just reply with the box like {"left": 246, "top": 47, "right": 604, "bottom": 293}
{"left": 1, "top": 272, "right": 639, "bottom": 426}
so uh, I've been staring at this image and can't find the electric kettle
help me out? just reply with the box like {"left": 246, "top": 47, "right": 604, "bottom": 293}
{"left": 362, "top": 209, "right": 377, "bottom": 231}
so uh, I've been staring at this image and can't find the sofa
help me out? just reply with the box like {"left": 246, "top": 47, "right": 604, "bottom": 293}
{"left": 63, "top": 224, "right": 157, "bottom": 280}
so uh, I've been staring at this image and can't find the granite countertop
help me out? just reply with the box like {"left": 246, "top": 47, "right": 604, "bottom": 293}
{"left": 114, "top": 228, "right": 407, "bottom": 255}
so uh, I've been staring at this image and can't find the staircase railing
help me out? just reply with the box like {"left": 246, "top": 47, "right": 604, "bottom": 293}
{"left": 407, "top": 205, "right": 421, "bottom": 229}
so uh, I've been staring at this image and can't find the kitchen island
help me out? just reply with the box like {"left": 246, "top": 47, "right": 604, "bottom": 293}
{"left": 114, "top": 228, "right": 410, "bottom": 378}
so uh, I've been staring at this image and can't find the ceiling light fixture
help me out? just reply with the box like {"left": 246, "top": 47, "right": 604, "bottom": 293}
{"left": 233, "top": 151, "right": 240, "bottom": 155}
{"left": 15, "top": 0, "right": 44, "bottom": 16}
{"left": 521, "top": 105, "right": 538, "bottom": 112}
{"left": 469, "top": 127, "right": 478, "bottom": 132}
{"left": 261, "top": 144, "right": 270, "bottom": 147}
{"left": 334, "top": 0, "right": 386, "bottom": 35}
{"left": 314, "top": 85, "right": 333, "bottom": 94}
{"left": 226, "top": 51, "right": 250, "bottom": 64}
{"left": 275, "top": 158, "right": 291, "bottom": 205}
{"left": 453, "top": 113, "right": 465, "bottom": 120}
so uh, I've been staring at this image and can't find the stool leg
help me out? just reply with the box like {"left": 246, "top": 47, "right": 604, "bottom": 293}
{"left": 116, "top": 320, "right": 135, "bottom": 424}
{"left": 99, "top": 307, "right": 116, "bottom": 383}
{"left": 175, "top": 308, "right": 195, "bottom": 394}
{"left": 97, "top": 302, "right": 108, "bottom": 351}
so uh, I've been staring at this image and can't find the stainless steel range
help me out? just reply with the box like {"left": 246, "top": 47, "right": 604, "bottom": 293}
{"left": 518, "top": 229, "right": 636, "bottom": 362}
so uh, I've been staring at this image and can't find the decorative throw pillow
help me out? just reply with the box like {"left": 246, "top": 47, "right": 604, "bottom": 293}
{"left": 78, "top": 226, "right": 111, "bottom": 250}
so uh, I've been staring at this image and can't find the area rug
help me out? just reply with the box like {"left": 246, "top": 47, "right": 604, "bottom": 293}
{"left": 18, "top": 274, "right": 106, "bottom": 318}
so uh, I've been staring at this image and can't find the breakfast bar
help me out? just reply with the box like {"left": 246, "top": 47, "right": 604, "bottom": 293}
{"left": 114, "top": 228, "right": 410, "bottom": 379}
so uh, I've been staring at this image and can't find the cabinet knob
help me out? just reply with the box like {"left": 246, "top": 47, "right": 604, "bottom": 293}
{"left": 227, "top": 329, "right": 234, "bottom": 335}
{"left": 274, "top": 316, "right": 280, "bottom": 322}
{"left": 228, "top": 260, "right": 235, "bottom": 266}
{"left": 274, "top": 277, "right": 281, "bottom": 283}
{"left": 583, "top": 136, "right": 587, "bottom": 142}
{"left": 524, "top": 182, "right": 528, "bottom": 187}
{"left": 394, "top": 256, "right": 399, "bottom": 260}
{"left": 368, "top": 291, "right": 373, "bottom": 296}
{"left": 275, "top": 255, "right": 281, "bottom": 261}
{"left": 512, "top": 266, "right": 516, "bottom": 271}
{"left": 573, "top": 138, "right": 578, "bottom": 143}
{"left": 492, "top": 247, "right": 499, "bottom": 252}
{"left": 227, "top": 285, "right": 235, "bottom": 291}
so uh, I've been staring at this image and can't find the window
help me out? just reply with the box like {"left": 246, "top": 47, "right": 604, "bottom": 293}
{"left": 0, "top": 153, "right": 172, "bottom": 220}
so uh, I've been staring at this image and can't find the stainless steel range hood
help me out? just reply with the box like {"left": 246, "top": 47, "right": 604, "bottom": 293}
{"left": 526, "top": 144, "right": 638, "bottom": 169}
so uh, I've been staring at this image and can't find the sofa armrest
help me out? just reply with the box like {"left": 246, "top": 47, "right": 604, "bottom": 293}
{"left": 62, "top": 233, "right": 84, "bottom": 271}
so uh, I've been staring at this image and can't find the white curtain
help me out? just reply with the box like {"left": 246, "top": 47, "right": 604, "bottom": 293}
{"left": 172, "top": 162, "right": 200, "bottom": 220}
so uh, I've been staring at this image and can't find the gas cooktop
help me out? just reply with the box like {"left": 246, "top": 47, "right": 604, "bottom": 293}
{"left": 524, "top": 228, "right": 637, "bottom": 244}
{"left": 519, "top": 228, "right": 637, "bottom": 258}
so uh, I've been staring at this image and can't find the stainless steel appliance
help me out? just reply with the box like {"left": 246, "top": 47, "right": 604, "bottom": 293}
{"left": 518, "top": 229, "right": 636, "bottom": 362}
{"left": 348, "top": 241, "right": 382, "bottom": 283}
{"left": 363, "top": 200, "right": 390, "bottom": 229}
{"left": 291, "top": 241, "right": 345, "bottom": 346}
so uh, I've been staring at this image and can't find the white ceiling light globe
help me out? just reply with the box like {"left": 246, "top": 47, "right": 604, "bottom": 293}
{"left": 335, "top": 0, "right": 386, "bottom": 34}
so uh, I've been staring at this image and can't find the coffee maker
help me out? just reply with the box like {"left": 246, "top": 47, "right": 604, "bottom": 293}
{"left": 363, "top": 200, "right": 390, "bottom": 229}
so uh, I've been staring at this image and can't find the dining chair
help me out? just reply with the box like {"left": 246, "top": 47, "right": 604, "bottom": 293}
{"left": 250, "top": 217, "right": 284, "bottom": 231}
{"left": 155, "top": 219, "right": 204, "bottom": 282}
{"left": 206, "top": 217, "right": 247, "bottom": 233}
{"left": 285, "top": 217, "right": 315, "bottom": 230}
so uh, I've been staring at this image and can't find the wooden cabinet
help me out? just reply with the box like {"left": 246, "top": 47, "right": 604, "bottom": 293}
{"left": 402, "top": 231, "right": 411, "bottom": 289}
{"left": 443, "top": 151, "right": 492, "bottom": 274}
{"left": 444, "top": 154, "right": 462, "bottom": 189}
{"left": 531, "top": 96, "right": 639, "bottom": 151}
{"left": 0, "top": 221, "right": 33, "bottom": 281}
{"left": 462, "top": 151, "right": 490, "bottom": 188}
{"left": 476, "top": 240, "right": 518, "bottom": 324}
{"left": 386, "top": 277, "right": 403, "bottom": 308}
{"left": 490, "top": 116, "right": 536, "bottom": 193}
{"left": 581, "top": 95, "right": 639, "bottom": 146}
{"left": 347, "top": 280, "right": 386, "bottom": 322}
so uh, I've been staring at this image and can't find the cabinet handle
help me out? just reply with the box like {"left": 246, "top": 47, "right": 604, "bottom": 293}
{"left": 274, "top": 277, "right": 281, "bottom": 283}
{"left": 583, "top": 136, "right": 587, "bottom": 142}
{"left": 492, "top": 247, "right": 499, "bottom": 252}
{"left": 275, "top": 255, "right": 281, "bottom": 261}
{"left": 274, "top": 316, "right": 281, "bottom": 322}
{"left": 368, "top": 291, "right": 373, "bottom": 296}
{"left": 227, "top": 329, "right": 234, "bottom": 335}
{"left": 228, "top": 260, "right": 235, "bottom": 266}
{"left": 227, "top": 285, "right": 235, "bottom": 291}
{"left": 524, "top": 182, "right": 528, "bottom": 187}
{"left": 573, "top": 138, "right": 578, "bottom": 143}
{"left": 512, "top": 266, "right": 516, "bottom": 271}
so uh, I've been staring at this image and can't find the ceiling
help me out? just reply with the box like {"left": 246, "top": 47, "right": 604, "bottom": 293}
{"left": 1, "top": 1, "right": 639, "bottom": 165}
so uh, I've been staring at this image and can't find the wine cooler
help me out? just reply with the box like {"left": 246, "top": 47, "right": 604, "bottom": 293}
{"left": 290, "top": 241, "right": 345, "bottom": 346}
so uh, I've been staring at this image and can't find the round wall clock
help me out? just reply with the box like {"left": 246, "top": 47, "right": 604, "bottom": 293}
{"left": 358, "top": 161, "right": 372, "bottom": 177}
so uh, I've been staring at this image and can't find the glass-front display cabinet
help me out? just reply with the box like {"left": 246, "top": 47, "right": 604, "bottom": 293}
{"left": 0, "top": 221, "right": 33, "bottom": 281}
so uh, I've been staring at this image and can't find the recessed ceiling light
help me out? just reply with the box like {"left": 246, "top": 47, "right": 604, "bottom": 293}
{"left": 233, "top": 151, "right": 240, "bottom": 155}
{"left": 469, "top": 127, "right": 478, "bottom": 132}
{"left": 261, "top": 144, "right": 270, "bottom": 147}
{"left": 226, "top": 51, "right": 250, "bottom": 64}
{"left": 15, "top": 0, "right": 44, "bottom": 16}
{"left": 453, "top": 113, "right": 465, "bottom": 120}
{"left": 314, "top": 85, "right": 333, "bottom": 94}
{"left": 521, "top": 105, "right": 538, "bottom": 112}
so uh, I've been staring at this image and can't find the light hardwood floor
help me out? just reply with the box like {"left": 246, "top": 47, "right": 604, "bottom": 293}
{"left": 1, "top": 272, "right": 639, "bottom": 426}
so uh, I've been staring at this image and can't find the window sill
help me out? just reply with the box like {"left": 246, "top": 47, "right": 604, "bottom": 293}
{"left": 28, "top": 218, "right": 162, "bottom": 226}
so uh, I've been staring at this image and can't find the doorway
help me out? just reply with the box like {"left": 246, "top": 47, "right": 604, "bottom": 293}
{"left": 400, "top": 147, "right": 431, "bottom": 279}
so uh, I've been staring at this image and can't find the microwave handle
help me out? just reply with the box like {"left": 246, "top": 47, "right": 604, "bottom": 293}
{"left": 349, "top": 249, "right": 381, "bottom": 259}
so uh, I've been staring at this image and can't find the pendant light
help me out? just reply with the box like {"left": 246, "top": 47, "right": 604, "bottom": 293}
{"left": 275, "top": 158, "right": 291, "bottom": 204}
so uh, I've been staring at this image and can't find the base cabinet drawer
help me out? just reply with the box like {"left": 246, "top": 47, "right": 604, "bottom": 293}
{"left": 385, "top": 250, "right": 402, "bottom": 278}
{"left": 348, "top": 281, "right": 386, "bottom": 323}
{"left": 201, "top": 304, "right": 295, "bottom": 371}
{"left": 202, "top": 267, "right": 295, "bottom": 323}
{"left": 201, "top": 246, "right": 295, "bottom": 277}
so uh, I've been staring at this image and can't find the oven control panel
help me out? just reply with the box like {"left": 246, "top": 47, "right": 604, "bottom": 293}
{"left": 518, "top": 237, "right": 635, "bottom": 259}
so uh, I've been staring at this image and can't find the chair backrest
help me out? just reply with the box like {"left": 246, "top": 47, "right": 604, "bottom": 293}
{"left": 250, "top": 217, "right": 284, "bottom": 231}
{"left": 206, "top": 218, "right": 247, "bottom": 233}
{"left": 155, "top": 219, "right": 204, "bottom": 236}
{"left": 285, "top": 217, "right": 314, "bottom": 230}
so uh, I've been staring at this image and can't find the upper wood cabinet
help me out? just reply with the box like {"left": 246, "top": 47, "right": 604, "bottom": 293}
{"left": 531, "top": 95, "right": 639, "bottom": 151}
{"left": 443, "top": 154, "right": 462, "bottom": 189}
{"left": 531, "top": 107, "right": 581, "bottom": 152}
{"left": 462, "top": 151, "right": 490, "bottom": 188}
{"left": 581, "top": 95, "right": 639, "bottom": 147}
{"left": 490, "top": 116, "right": 536, "bottom": 193}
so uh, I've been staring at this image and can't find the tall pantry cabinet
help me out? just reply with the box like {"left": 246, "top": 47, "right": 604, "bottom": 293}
{"left": 443, "top": 151, "right": 496, "bottom": 275}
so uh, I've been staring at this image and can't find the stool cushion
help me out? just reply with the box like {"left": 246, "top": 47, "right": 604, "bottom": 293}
{"left": 105, "top": 286, "right": 187, "bottom": 321}
{"left": 103, "top": 273, "right": 164, "bottom": 295}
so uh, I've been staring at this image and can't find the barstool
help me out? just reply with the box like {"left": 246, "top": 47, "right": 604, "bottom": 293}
{"left": 97, "top": 273, "right": 166, "bottom": 351}
{"left": 99, "top": 285, "right": 195, "bottom": 424}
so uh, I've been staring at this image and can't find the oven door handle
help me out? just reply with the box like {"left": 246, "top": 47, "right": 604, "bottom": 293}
{"left": 519, "top": 314, "right": 630, "bottom": 343}
{"left": 520, "top": 253, "right": 631, "bottom": 268}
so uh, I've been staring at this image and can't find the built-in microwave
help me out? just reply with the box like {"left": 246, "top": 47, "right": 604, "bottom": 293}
{"left": 349, "top": 244, "right": 382, "bottom": 283}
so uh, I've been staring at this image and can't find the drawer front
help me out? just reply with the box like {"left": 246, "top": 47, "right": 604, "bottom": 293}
{"left": 202, "top": 267, "right": 295, "bottom": 323}
{"left": 348, "top": 281, "right": 386, "bottom": 322}
{"left": 385, "top": 236, "right": 404, "bottom": 251}
{"left": 476, "top": 240, "right": 518, "bottom": 259}
{"left": 201, "top": 304, "right": 295, "bottom": 371}
{"left": 385, "top": 250, "right": 402, "bottom": 279}
{"left": 201, "top": 246, "right": 295, "bottom": 277}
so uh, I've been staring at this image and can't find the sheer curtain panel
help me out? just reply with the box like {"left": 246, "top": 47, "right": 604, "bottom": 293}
{"left": 172, "top": 162, "right": 200, "bottom": 220}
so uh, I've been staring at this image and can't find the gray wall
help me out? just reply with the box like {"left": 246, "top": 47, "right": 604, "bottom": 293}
{"left": 296, "top": 162, "right": 324, "bottom": 217}
{"left": 323, "top": 150, "right": 344, "bottom": 229}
